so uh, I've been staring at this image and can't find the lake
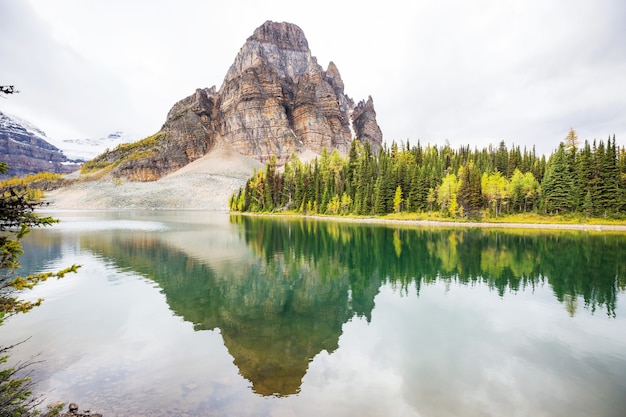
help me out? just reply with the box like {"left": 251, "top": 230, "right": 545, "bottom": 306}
{"left": 2, "top": 211, "right": 626, "bottom": 417}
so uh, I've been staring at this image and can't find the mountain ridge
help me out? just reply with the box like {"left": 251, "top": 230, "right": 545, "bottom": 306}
{"left": 0, "top": 110, "right": 80, "bottom": 178}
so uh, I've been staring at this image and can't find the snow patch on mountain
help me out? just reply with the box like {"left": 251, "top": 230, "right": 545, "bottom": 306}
{"left": 0, "top": 111, "right": 51, "bottom": 144}
{"left": 58, "top": 131, "right": 135, "bottom": 161}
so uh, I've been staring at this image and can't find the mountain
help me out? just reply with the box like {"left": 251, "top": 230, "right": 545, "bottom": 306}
{"left": 0, "top": 110, "right": 80, "bottom": 178}
{"left": 98, "top": 21, "right": 383, "bottom": 181}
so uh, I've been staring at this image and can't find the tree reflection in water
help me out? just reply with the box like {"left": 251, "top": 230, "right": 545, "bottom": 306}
{"left": 77, "top": 215, "right": 626, "bottom": 397}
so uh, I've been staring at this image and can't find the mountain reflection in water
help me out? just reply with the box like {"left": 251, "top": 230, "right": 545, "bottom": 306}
{"left": 57, "top": 213, "right": 626, "bottom": 398}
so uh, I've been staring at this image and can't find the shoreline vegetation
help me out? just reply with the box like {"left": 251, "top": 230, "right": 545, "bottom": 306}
{"left": 233, "top": 211, "right": 626, "bottom": 232}
{"left": 230, "top": 132, "right": 626, "bottom": 227}
{"left": 3, "top": 133, "right": 625, "bottom": 234}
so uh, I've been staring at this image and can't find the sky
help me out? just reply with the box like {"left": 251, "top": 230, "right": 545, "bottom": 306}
{"left": 1, "top": 0, "right": 626, "bottom": 156}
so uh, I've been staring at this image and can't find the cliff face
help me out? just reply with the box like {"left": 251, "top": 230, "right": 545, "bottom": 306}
{"left": 216, "top": 22, "right": 357, "bottom": 160}
{"left": 0, "top": 111, "right": 80, "bottom": 178}
{"left": 113, "top": 21, "right": 383, "bottom": 180}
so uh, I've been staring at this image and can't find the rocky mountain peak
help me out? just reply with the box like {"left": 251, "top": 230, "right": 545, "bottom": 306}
{"left": 352, "top": 96, "right": 383, "bottom": 148}
{"left": 249, "top": 21, "right": 309, "bottom": 52}
{"left": 107, "top": 21, "right": 383, "bottom": 181}
{"left": 324, "top": 61, "right": 345, "bottom": 93}
{"left": 223, "top": 21, "right": 315, "bottom": 86}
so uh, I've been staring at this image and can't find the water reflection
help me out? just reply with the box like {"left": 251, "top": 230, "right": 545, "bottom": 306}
{"left": 20, "top": 213, "right": 626, "bottom": 400}
{"left": 72, "top": 221, "right": 365, "bottom": 397}
{"left": 233, "top": 215, "right": 626, "bottom": 317}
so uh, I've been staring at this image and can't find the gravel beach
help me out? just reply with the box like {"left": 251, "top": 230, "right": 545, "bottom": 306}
{"left": 44, "top": 145, "right": 263, "bottom": 211}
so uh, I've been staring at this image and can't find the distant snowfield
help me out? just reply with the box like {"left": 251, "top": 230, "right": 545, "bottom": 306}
{"left": 54, "top": 131, "right": 136, "bottom": 161}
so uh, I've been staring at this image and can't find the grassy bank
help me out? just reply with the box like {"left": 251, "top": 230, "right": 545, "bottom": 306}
{"left": 233, "top": 210, "right": 626, "bottom": 231}
{"left": 384, "top": 211, "right": 626, "bottom": 225}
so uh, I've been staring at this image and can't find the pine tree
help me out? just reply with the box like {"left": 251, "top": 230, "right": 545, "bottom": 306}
{"left": 495, "top": 141, "right": 509, "bottom": 175}
{"left": 618, "top": 141, "right": 626, "bottom": 214}
{"left": 576, "top": 141, "right": 594, "bottom": 213}
{"left": 541, "top": 143, "right": 575, "bottom": 214}
{"left": 509, "top": 169, "right": 526, "bottom": 212}
{"left": 507, "top": 146, "right": 521, "bottom": 178}
{"left": 373, "top": 176, "right": 385, "bottom": 215}
{"left": 593, "top": 138, "right": 620, "bottom": 216}
{"left": 346, "top": 140, "right": 360, "bottom": 196}
{"left": 605, "top": 136, "right": 620, "bottom": 214}
{"left": 376, "top": 149, "right": 394, "bottom": 213}
{"left": 407, "top": 165, "right": 421, "bottom": 212}
{"left": 426, "top": 188, "right": 436, "bottom": 213}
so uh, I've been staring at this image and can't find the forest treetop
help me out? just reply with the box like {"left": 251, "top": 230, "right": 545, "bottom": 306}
{"left": 230, "top": 129, "right": 625, "bottom": 219}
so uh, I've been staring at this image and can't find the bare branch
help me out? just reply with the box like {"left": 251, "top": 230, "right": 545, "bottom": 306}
{"left": 0, "top": 85, "right": 19, "bottom": 96}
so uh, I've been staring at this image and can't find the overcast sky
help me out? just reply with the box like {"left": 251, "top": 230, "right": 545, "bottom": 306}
{"left": 1, "top": 0, "right": 625, "bottom": 156}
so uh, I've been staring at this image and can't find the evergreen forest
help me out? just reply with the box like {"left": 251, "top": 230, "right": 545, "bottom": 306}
{"left": 230, "top": 130, "right": 626, "bottom": 219}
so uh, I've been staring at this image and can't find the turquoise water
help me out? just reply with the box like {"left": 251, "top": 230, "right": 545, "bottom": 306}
{"left": 3, "top": 211, "right": 626, "bottom": 416}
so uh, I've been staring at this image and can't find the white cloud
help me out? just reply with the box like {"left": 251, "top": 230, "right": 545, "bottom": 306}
{"left": 1, "top": 0, "right": 625, "bottom": 155}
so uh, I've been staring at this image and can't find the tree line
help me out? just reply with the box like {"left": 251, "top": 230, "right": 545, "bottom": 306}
{"left": 230, "top": 129, "right": 625, "bottom": 218}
